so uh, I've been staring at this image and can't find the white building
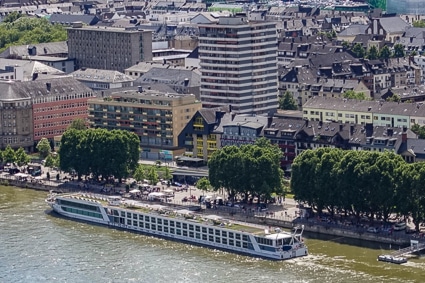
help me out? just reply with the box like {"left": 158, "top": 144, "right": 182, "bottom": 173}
{"left": 198, "top": 16, "right": 278, "bottom": 115}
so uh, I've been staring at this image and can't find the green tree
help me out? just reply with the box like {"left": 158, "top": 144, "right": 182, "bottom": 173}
{"left": 352, "top": 43, "right": 366, "bottom": 58}
{"left": 398, "top": 163, "right": 425, "bottom": 231}
{"left": 411, "top": 124, "right": 425, "bottom": 139}
{"left": 15, "top": 147, "right": 30, "bottom": 167}
{"left": 343, "top": 90, "right": 367, "bottom": 100}
{"left": 36, "top": 138, "right": 51, "bottom": 158}
{"left": 146, "top": 166, "right": 159, "bottom": 186}
{"left": 0, "top": 17, "right": 67, "bottom": 52}
{"left": 379, "top": 45, "right": 391, "bottom": 60}
{"left": 367, "top": 45, "right": 379, "bottom": 60}
{"left": 279, "top": 91, "right": 298, "bottom": 110}
{"left": 413, "top": 20, "right": 425, "bottom": 28}
{"left": 68, "top": 118, "right": 87, "bottom": 130}
{"left": 393, "top": 43, "right": 405, "bottom": 58}
{"left": 3, "top": 12, "right": 24, "bottom": 23}
{"left": 196, "top": 177, "right": 211, "bottom": 193}
{"left": 386, "top": 94, "right": 401, "bottom": 102}
{"left": 3, "top": 145, "right": 15, "bottom": 164}
{"left": 44, "top": 154, "right": 55, "bottom": 168}
{"left": 342, "top": 41, "right": 350, "bottom": 50}
{"left": 208, "top": 139, "right": 283, "bottom": 203}
{"left": 133, "top": 164, "right": 147, "bottom": 183}
{"left": 163, "top": 166, "right": 172, "bottom": 181}
{"left": 60, "top": 129, "right": 140, "bottom": 182}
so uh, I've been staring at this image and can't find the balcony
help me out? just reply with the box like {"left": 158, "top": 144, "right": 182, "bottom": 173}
{"left": 116, "top": 117, "right": 121, "bottom": 120}
{"left": 129, "top": 111, "right": 134, "bottom": 114}
{"left": 103, "top": 115, "right": 107, "bottom": 119}
{"left": 103, "top": 122, "right": 107, "bottom": 125}
{"left": 103, "top": 109, "right": 107, "bottom": 112}
{"left": 116, "top": 123, "right": 121, "bottom": 126}
{"left": 129, "top": 117, "right": 134, "bottom": 121}
{"left": 165, "top": 114, "right": 172, "bottom": 117}
{"left": 130, "top": 125, "right": 134, "bottom": 128}
{"left": 116, "top": 109, "right": 121, "bottom": 113}
{"left": 193, "top": 123, "right": 204, "bottom": 128}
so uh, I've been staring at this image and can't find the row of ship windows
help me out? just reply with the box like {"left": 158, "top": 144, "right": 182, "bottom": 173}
{"left": 120, "top": 219, "right": 252, "bottom": 248}
{"left": 63, "top": 207, "right": 103, "bottom": 218}
{"left": 117, "top": 211, "right": 248, "bottom": 240}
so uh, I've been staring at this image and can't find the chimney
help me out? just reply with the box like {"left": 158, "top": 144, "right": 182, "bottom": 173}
{"left": 402, "top": 132, "right": 407, "bottom": 143}
{"left": 387, "top": 128, "right": 393, "bottom": 136}
{"left": 137, "top": 86, "right": 143, "bottom": 93}
{"left": 229, "top": 104, "right": 232, "bottom": 113}
{"left": 268, "top": 116, "right": 273, "bottom": 127}
{"left": 46, "top": 82, "right": 51, "bottom": 91}
{"left": 339, "top": 124, "right": 343, "bottom": 131}
{"left": 350, "top": 124, "right": 355, "bottom": 135}
{"left": 184, "top": 78, "right": 189, "bottom": 86}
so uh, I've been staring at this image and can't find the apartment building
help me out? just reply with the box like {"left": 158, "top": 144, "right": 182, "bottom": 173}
{"left": 0, "top": 81, "right": 33, "bottom": 151}
{"left": 67, "top": 23, "right": 152, "bottom": 72}
{"left": 303, "top": 96, "right": 425, "bottom": 128}
{"left": 87, "top": 87, "right": 202, "bottom": 160}
{"left": 30, "top": 77, "right": 95, "bottom": 142}
{"left": 198, "top": 16, "right": 278, "bottom": 115}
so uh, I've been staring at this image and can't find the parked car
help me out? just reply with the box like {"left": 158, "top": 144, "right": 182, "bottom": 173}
{"left": 172, "top": 182, "right": 183, "bottom": 187}
{"left": 367, "top": 227, "right": 378, "bottom": 233}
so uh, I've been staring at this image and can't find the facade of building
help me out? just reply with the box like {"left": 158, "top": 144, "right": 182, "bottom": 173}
{"left": 0, "top": 81, "right": 33, "bottom": 151}
{"left": 198, "top": 16, "right": 278, "bottom": 115}
{"left": 87, "top": 88, "right": 202, "bottom": 160}
{"left": 178, "top": 108, "right": 228, "bottom": 161}
{"left": 67, "top": 23, "right": 153, "bottom": 72}
{"left": 303, "top": 97, "right": 425, "bottom": 128}
{"left": 30, "top": 77, "right": 95, "bottom": 142}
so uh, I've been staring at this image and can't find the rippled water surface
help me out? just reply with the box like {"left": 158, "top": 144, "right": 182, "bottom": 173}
{"left": 0, "top": 186, "right": 424, "bottom": 283}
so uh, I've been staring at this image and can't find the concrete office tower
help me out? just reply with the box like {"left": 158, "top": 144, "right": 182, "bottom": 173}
{"left": 198, "top": 16, "right": 278, "bottom": 115}
{"left": 67, "top": 23, "right": 152, "bottom": 72}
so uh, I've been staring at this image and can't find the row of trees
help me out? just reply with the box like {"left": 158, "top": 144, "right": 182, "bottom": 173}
{"left": 350, "top": 43, "right": 405, "bottom": 59}
{"left": 133, "top": 163, "right": 172, "bottom": 186}
{"left": 208, "top": 138, "right": 284, "bottom": 202}
{"left": 0, "top": 13, "right": 67, "bottom": 52}
{"left": 0, "top": 145, "right": 31, "bottom": 166}
{"left": 59, "top": 128, "right": 140, "bottom": 182}
{"left": 291, "top": 148, "right": 425, "bottom": 231}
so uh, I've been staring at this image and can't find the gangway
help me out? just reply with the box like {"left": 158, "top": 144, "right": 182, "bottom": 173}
{"left": 378, "top": 240, "right": 425, "bottom": 264}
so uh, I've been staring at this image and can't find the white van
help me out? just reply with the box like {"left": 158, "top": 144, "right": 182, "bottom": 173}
{"left": 394, "top": 222, "right": 406, "bottom": 231}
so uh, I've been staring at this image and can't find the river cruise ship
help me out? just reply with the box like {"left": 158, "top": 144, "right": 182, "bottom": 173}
{"left": 46, "top": 193, "right": 308, "bottom": 260}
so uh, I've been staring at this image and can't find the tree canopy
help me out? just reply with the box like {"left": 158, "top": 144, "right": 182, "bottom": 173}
{"left": 393, "top": 43, "right": 405, "bottom": 58}
{"left": 36, "top": 138, "right": 51, "bottom": 158}
{"left": 279, "top": 91, "right": 298, "bottom": 110}
{"left": 68, "top": 118, "right": 88, "bottom": 130}
{"left": 59, "top": 128, "right": 140, "bottom": 181}
{"left": 0, "top": 16, "right": 67, "bottom": 53}
{"left": 208, "top": 138, "right": 284, "bottom": 202}
{"left": 291, "top": 148, "right": 425, "bottom": 230}
{"left": 343, "top": 90, "right": 368, "bottom": 100}
{"left": 411, "top": 124, "right": 425, "bottom": 139}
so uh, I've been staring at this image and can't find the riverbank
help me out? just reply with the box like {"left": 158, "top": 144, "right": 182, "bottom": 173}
{"left": 2, "top": 175, "right": 419, "bottom": 247}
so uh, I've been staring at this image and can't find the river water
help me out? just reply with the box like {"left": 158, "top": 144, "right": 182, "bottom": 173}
{"left": 1, "top": 186, "right": 425, "bottom": 283}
